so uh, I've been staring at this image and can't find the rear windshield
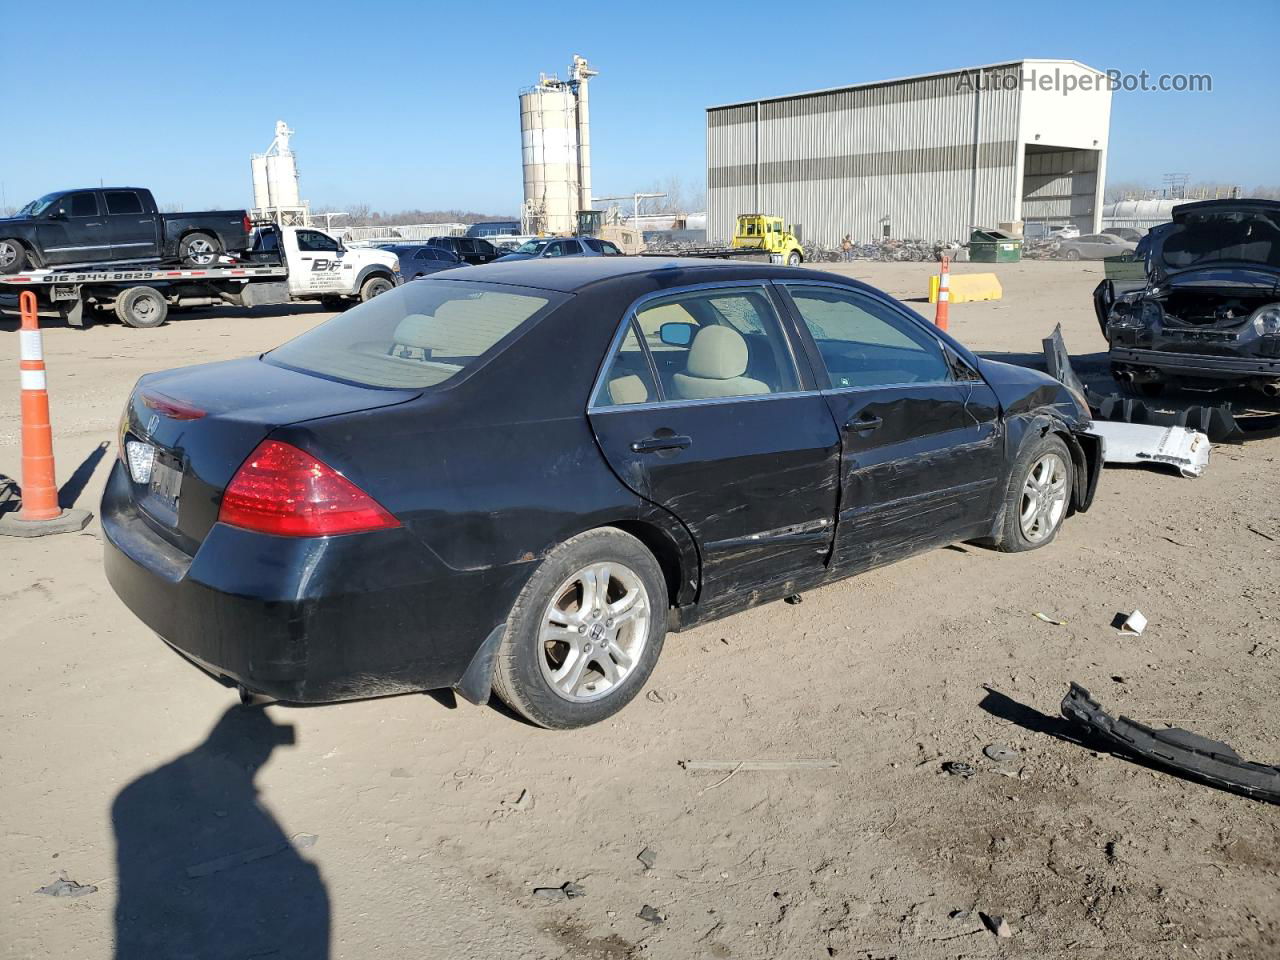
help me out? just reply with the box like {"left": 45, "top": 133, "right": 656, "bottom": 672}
{"left": 267, "top": 280, "right": 566, "bottom": 389}
{"left": 1161, "top": 208, "right": 1280, "bottom": 271}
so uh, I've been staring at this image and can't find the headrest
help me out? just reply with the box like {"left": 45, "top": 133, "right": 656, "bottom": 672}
{"left": 685, "top": 325, "right": 748, "bottom": 380}
{"left": 607, "top": 375, "right": 648, "bottom": 405}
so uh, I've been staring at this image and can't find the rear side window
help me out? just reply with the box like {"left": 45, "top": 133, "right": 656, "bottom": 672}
{"left": 105, "top": 191, "right": 143, "bottom": 215}
{"left": 786, "top": 285, "right": 950, "bottom": 388}
{"left": 594, "top": 323, "right": 658, "bottom": 407}
{"left": 267, "top": 280, "right": 566, "bottom": 389}
{"left": 627, "top": 286, "right": 799, "bottom": 401}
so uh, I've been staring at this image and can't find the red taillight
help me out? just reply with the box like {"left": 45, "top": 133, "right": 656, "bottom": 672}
{"left": 218, "top": 440, "right": 399, "bottom": 537}
{"left": 243, "top": 213, "right": 252, "bottom": 234}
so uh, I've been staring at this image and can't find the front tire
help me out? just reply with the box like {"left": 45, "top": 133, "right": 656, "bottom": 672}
{"left": 995, "top": 434, "right": 1073, "bottom": 553}
{"left": 1063, "top": 248, "right": 1081, "bottom": 261}
{"left": 492, "top": 528, "right": 667, "bottom": 729}
{"left": 787, "top": 251, "right": 803, "bottom": 266}
{"left": 179, "top": 232, "right": 222, "bottom": 267}
{"left": 359, "top": 275, "right": 394, "bottom": 302}
{"left": 0, "top": 239, "right": 29, "bottom": 274}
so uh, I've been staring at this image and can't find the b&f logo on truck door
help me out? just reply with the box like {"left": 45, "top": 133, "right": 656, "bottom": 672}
{"left": 310, "top": 259, "right": 347, "bottom": 273}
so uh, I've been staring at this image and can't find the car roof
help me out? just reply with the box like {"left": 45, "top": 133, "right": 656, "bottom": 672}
{"left": 430, "top": 257, "right": 835, "bottom": 293}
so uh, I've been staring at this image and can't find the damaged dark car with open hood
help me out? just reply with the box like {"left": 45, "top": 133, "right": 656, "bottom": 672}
{"left": 1095, "top": 199, "right": 1280, "bottom": 398}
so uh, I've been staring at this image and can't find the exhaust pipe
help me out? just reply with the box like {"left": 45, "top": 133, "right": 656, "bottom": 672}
{"left": 1262, "top": 382, "right": 1280, "bottom": 398}
{"left": 1115, "top": 369, "right": 1135, "bottom": 384}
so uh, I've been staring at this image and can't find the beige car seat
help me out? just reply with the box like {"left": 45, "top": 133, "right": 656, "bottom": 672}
{"left": 671, "top": 325, "right": 769, "bottom": 399}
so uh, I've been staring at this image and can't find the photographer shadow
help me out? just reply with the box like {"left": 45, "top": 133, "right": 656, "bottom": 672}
{"left": 112, "top": 705, "right": 329, "bottom": 959}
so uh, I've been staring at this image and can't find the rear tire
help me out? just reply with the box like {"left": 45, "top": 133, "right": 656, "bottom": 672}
{"left": 114, "top": 286, "right": 169, "bottom": 328}
{"left": 179, "top": 232, "right": 222, "bottom": 267}
{"left": 359, "top": 275, "right": 394, "bottom": 302}
{"left": 492, "top": 528, "right": 668, "bottom": 729}
{"left": 0, "top": 239, "right": 29, "bottom": 274}
{"left": 995, "top": 434, "right": 1073, "bottom": 553}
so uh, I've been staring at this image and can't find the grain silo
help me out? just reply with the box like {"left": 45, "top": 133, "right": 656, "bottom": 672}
{"left": 520, "top": 55, "right": 598, "bottom": 235}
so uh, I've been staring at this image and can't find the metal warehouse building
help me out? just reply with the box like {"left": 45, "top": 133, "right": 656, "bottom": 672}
{"left": 706, "top": 60, "right": 1112, "bottom": 246}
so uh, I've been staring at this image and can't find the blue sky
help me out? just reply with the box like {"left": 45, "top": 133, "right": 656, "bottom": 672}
{"left": 2, "top": 0, "right": 1273, "bottom": 214}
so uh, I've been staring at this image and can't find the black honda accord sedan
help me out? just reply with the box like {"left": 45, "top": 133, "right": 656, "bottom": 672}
{"left": 103, "top": 258, "right": 1101, "bottom": 728}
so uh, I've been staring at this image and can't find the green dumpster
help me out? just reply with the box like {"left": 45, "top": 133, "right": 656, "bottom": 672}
{"left": 967, "top": 228, "right": 1022, "bottom": 263}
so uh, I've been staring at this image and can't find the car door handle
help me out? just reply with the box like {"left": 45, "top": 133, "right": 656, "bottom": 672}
{"left": 631, "top": 435, "right": 692, "bottom": 453}
{"left": 845, "top": 414, "right": 883, "bottom": 432}
{"left": 138, "top": 219, "right": 153, "bottom": 224}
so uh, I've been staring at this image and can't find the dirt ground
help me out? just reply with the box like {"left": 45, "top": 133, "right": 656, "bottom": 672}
{"left": 1, "top": 261, "right": 1277, "bottom": 960}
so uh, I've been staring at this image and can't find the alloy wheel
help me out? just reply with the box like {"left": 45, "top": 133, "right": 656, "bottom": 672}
{"left": 186, "top": 237, "right": 216, "bottom": 264}
{"left": 1019, "top": 453, "right": 1068, "bottom": 542}
{"left": 0, "top": 242, "right": 16, "bottom": 268}
{"left": 538, "top": 561, "right": 650, "bottom": 702}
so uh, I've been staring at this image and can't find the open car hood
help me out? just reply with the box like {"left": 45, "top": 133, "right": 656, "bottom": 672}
{"left": 1152, "top": 198, "right": 1280, "bottom": 281}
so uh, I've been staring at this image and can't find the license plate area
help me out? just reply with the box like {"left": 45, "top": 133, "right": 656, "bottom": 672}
{"left": 139, "top": 449, "right": 183, "bottom": 526}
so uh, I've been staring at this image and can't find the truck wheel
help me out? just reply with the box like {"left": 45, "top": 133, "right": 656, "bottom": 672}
{"left": 0, "top": 239, "right": 29, "bottom": 274}
{"left": 114, "top": 286, "right": 169, "bottom": 328}
{"left": 179, "top": 232, "right": 222, "bottom": 267}
{"left": 787, "top": 251, "right": 803, "bottom": 266}
{"left": 360, "top": 275, "right": 394, "bottom": 302}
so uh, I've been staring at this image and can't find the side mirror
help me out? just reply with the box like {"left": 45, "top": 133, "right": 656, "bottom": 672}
{"left": 659, "top": 322, "right": 694, "bottom": 347}
{"left": 47, "top": 210, "right": 66, "bottom": 220}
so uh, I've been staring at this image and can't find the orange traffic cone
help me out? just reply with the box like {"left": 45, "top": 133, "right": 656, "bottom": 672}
{"left": 935, "top": 255, "right": 950, "bottom": 332}
{"left": 1, "top": 291, "right": 92, "bottom": 536}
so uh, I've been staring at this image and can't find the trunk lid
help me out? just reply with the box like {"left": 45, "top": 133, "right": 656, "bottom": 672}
{"left": 122, "top": 356, "right": 418, "bottom": 551}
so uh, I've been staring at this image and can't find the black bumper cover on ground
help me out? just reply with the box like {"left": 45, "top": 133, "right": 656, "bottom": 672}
{"left": 1061, "top": 683, "right": 1280, "bottom": 805}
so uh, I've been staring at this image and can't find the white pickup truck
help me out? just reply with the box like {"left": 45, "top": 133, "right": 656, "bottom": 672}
{"left": 0, "top": 224, "right": 400, "bottom": 328}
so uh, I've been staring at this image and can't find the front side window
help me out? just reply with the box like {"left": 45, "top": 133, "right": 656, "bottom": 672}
{"left": 786, "top": 285, "right": 950, "bottom": 388}
{"left": 296, "top": 230, "right": 341, "bottom": 253}
{"left": 628, "top": 286, "right": 799, "bottom": 401}
{"left": 601, "top": 241, "right": 623, "bottom": 256}
{"left": 104, "top": 191, "right": 143, "bottom": 215}
{"left": 594, "top": 323, "right": 658, "bottom": 407}
{"left": 68, "top": 192, "right": 99, "bottom": 217}
{"left": 268, "top": 279, "right": 565, "bottom": 390}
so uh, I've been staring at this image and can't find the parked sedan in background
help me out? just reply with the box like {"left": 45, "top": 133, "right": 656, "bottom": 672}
{"left": 426, "top": 235, "right": 502, "bottom": 265}
{"left": 379, "top": 243, "right": 464, "bottom": 280}
{"left": 103, "top": 258, "right": 1100, "bottom": 729}
{"left": 1057, "top": 233, "right": 1138, "bottom": 260}
{"left": 1103, "top": 227, "right": 1145, "bottom": 243}
{"left": 495, "top": 236, "right": 624, "bottom": 262}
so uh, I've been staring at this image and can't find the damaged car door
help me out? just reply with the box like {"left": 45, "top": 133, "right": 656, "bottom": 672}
{"left": 778, "top": 282, "right": 1004, "bottom": 574}
{"left": 587, "top": 283, "right": 840, "bottom": 607}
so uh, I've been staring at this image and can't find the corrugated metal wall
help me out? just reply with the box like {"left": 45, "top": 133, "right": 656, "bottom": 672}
{"left": 707, "top": 66, "right": 1023, "bottom": 246}
{"left": 1020, "top": 148, "right": 1100, "bottom": 232}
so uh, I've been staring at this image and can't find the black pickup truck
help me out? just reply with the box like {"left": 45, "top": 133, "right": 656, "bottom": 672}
{"left": 0, "top": 187, "right": 250, "bottom": 274}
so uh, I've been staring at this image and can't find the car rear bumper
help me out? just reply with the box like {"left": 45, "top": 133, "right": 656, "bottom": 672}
{"left": 101, "top": 461, "right": 513, "bottom": 703}
{"left": 1109, "top": 346, "right": 1280, "bottom": 380}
